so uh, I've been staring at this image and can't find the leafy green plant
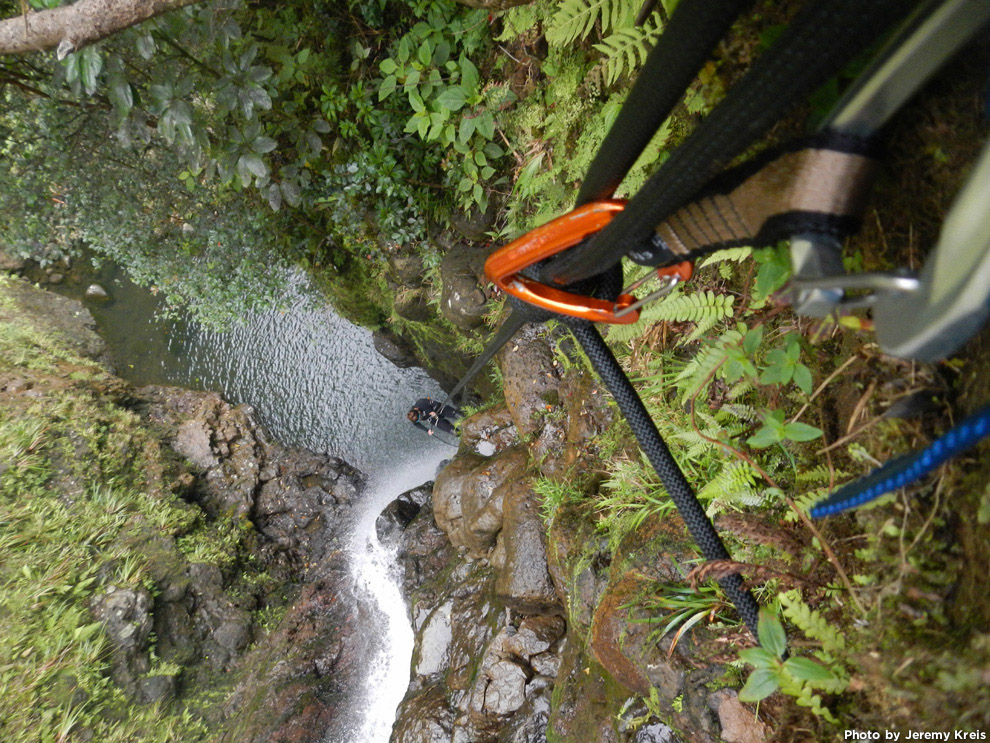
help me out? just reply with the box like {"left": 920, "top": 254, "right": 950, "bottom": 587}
{"left": 376, "top": 7, "right": 510, "bottom": 212}
{"left": 747, "top": 410, "right": 823, "bottom": 449}
{"left": 737, "top": 608, "right": 845, "bottom": 721}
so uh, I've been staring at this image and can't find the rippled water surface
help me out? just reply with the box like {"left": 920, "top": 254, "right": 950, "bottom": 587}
{"left": 67, "top": 263, "right": 452, "bottom": 742}
{"left": 83, "top": 267, "right": 449, "bottom": 471}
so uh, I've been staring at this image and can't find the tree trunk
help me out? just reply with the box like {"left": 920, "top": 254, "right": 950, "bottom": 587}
{"left": 0, "top": 0, "right": 203, "bottom": 56}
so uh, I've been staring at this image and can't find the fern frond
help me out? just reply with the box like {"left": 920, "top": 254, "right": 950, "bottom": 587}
{"left": 590, "top": 17, "right": 663, "bottom": 86}
{"left": 699, "top": 246, "right": 753, "bottom": 268}
{"left": 699, "top": 461, "right": 761, "bottom": 511}
{"left": 546, "top": 0, "right": 639, "bottom": 46}
{"left": 779, "top": 590, "right": 846, "bottom": 654}
{"left": 796, "top": 465, "right": 850, "bottom": 485}
{"left": 727, "top": 378, "right": 754, "bottom": 400}
{"left": 673, "top": 328, "right": 741, "bottom": 403}
{"left": 717, "top": 403, "right": 760, "bottom": 424}
{"left": 784, "top": 488, "right": 827, "bottom": 522}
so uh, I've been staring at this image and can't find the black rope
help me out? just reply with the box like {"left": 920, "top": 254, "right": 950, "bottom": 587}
{"left": 568, "top": 319, "right": 761, "bottom": 639}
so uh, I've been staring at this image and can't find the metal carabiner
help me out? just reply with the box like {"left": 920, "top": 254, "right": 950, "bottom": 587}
{"left": 484, "top": 200, "right": 642, "bottom": 324}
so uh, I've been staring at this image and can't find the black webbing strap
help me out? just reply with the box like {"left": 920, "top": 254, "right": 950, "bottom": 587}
{"left": 577, "top": 0, "right": 753, "bottom": 207}
{"left": 544, "top": 0, "right": 918, "bottom": 286}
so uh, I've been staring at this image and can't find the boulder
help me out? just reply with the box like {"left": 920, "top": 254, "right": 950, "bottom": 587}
{"left": 84, "top": 283, "right": 109, "bottom": 300}
{"left": 0, "top": 276, "right": 105, "bottom": 359}
{"left": 497, "top": 324, "right": 561, "bottom": 438}
{"left": 439, "top": 245, "right": 489, "bottom": 331}
{"left": 0, "top": 245, "right": 26, "bottom": 272}
{"left": 496, "top": 482, "right": 560, "bottom": 615}
{"left": 372, "top": 329, "right": 418, "bottom": 368}
{"left": 450, "top": 202, "right": 497, "bottom": 242}
{"left": 377, "top": 483, "right": 432, "bottom": 544}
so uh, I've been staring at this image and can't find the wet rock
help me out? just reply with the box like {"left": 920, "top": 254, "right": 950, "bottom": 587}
{"left": 433, "top": 448, "right": 528, "bottom": 556}
{"left": 373, "top": 330, "right": 418, "bottom": 368}
{"left": 174, "top": 419, "right": 217, "bottom": 470}
{"left": 440, "top": 245, "right": 489, "bottom": 331}
{"left": 137, "top": 675, "right": 178, "bottom": 705}
{"left": 449, "top": 203, "right": 497, "bottom": 242}
{"left": 392, "top": 684, "right": 456, "bottom": 743}
{"left": 84, "top": 283, "right": 109, "bottom": 300}
{"left": 635, "top": 722, "right": 678, "bottom": 742}
{"left": 48, "top": 272, "right": 64, "bottom": 284}
{"left": 709, "top": 689, "right": 768, "bottom": 743}
{"left": 496, "top": 482, "right": 559, "bottom": 615}
{"left": 546, "top": 505, "right": 611, "bottom": 634}
{"left": 459, "top": 404, "right": 519, "bottom": 455}
{"left": 415, "top": 601, "right": 454, "bottom": 677}
{"left": 497, "top": 325, "right": 561, "bottom": 438}
{"left": 476, "top": 659, "right": 529, "bottom": 715}
{"left": 89, "top": 587, "right": 153, "bottom": 697}
{"left": 0, "top": 245, "right": 26, "bottom": 272}
{"left": 389, "top": 252, "right": 427, "bottom": 289}
{"left": 0, "top": 276, "right": 105, "bottom": 359}
{"left": 503, "top": 615, "right": 565, "bottom": 660}
{"left": 547, "top": 640, "right": 622, "bottom": 743}
{"left": 377, "top": 483, "right": 432, "bottom": 544}
{"left": 395, "top": 287, "right": 435, "bottom": 322}
{"left": 496, "top": 682, "right": 552, "bottom": 743}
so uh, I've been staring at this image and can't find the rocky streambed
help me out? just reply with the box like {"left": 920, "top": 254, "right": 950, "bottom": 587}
{"left": 376, "top": 324, "right": 768, "bottom": 743}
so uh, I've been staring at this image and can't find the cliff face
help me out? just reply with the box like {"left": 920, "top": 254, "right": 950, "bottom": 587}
{"left": 0, "top": 275, "right": 368, "bottom": 743}
{"left": 382, "top": 324, "right": 766, "bottom": 743}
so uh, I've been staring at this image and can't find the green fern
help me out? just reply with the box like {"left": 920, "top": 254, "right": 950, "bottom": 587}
{"left": 698, "top": 246, "right": 753, "bottom": 268}
{"left": 546, "top": 0, "right": 640, "bottom": 46}
{"left": 672, "top": 327, "right": 742, "bottom": 403}
{"left": 591, "top": 17, "right": 663, "bottom": 86}
{"left": 796, "top": 465, "right": 851, "bottom": 485}
{"left": 699, "top": 461, "right": 762, "bottom": 511}
{"left": 609, "top": 288, "right": 735, "bottom": 344}
{"left": 779, "top": 590, "right": 846, "bottom": 655}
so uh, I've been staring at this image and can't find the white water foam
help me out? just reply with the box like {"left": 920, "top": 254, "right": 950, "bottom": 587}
{"left": 339, "top": 450, "right": 450, "bottom": 743}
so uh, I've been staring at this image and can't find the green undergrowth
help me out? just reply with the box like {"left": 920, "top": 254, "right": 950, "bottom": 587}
{"left": 0, "top": 278, "right": 268, "bottom": 742}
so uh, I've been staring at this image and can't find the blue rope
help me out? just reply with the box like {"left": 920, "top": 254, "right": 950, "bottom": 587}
{"left": 810, "top": 406, "right": 990, "bottom": 518}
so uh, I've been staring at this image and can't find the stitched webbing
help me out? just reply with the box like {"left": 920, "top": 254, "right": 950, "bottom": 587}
{"left": 544, "top": 0, "right": 917, "bottom": 286}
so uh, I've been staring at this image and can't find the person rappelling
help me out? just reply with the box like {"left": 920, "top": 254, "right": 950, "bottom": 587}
{"left": 407, "top": 397, "right": 460, "bottom": 436}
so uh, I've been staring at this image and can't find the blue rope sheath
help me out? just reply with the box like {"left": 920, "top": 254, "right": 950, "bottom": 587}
{"left": 810, "top": 406, "right": 990, "bottom": 518}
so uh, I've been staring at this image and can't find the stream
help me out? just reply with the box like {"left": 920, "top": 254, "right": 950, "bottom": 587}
{"left": 58, "top": 262, "right": 450, "bottom": 742}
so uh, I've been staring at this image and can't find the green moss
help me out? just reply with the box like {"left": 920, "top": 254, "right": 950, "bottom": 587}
{"left": 0, "top": 281, "right": 277, "bottom": 742}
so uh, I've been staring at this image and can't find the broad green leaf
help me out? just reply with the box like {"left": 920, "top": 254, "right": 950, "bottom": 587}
{"left": 436, "top": 86, "right": 467, "bottom": 112}
{"left": 281, "top": 180, "right": 301, "bottom": 207}
{"left": 476, "top": 111, "right": 495, "bottom": 140}
{"left": 792, "top": 364, "right": 813, "bottom": 395}
{"left": 738, "top": 647, "right": 780, "bottom": 669}
{"left": 737, "top": 668, "right": 779, "bottom": 703}
{"left": 417, "top": 41, "right": 432, "bottom": 67}
{"left": 379, "top": 74, "right": 397, "bottom": 101}
{"left": 747, "top": 424, "right": 780, "bottom": 449}
{"left": 458, "top": 115, "right": 477, "bottom": 144}
{"left": 253, "top": 136, "right": 277, "bottom": 154}
{"left": 460, "top": 56, "right": 480, "bottom": 94}
{"left": 783, "top": 422, "right": 823, "bottom": 442}
{"left": 409, "top": 92, "right": 426, "bottom": 113}
{"left": 380, "top": 58, "right": 398, "bottom": 75}
{"left": 757, "top": 608, "right": 787, "bottom": 658}
{"left": 784, "top": 656, "right": 837, "bottom": 684}
{"left": 742, "top": 326, "right": 764, "bottom": 355}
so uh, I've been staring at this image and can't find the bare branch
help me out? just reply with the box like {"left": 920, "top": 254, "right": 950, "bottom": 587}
{"left": 0, "top": 0, "right": 204, "bottom": 56}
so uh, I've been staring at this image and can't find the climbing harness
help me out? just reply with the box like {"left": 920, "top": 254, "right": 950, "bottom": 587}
{"left": 435, "top": 0, "right": 990, "bottom": 641}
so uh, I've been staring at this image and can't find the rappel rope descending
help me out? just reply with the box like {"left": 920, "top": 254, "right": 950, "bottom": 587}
{"left": 419, "top": 0, "right": 990, "bottom": 645}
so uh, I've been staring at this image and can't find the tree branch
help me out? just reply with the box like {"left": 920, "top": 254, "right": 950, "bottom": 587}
{"left": 0, "top": 0, "right": 204, "bottom": 56}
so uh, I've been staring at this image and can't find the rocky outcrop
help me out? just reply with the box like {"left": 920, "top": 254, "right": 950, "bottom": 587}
{"left": 386, "top": 323, "right": 765, "bottom": 742}
{"left": 439, "top": 245, "right": 489, "bottom": 331}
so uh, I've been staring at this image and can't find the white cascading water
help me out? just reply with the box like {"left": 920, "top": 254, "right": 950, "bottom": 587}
{"left": 342, "top": 450, "right": 450, "bottom": 742}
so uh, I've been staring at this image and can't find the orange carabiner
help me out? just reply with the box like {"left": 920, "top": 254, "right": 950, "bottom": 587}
{"left": 484, "top": 200, "right": 641, "bottom": 324}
